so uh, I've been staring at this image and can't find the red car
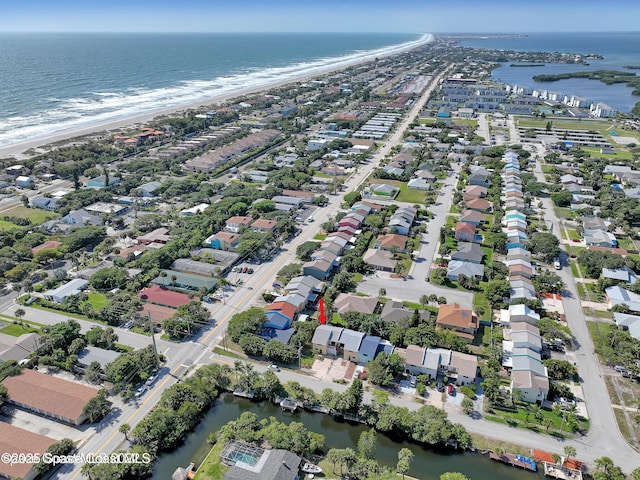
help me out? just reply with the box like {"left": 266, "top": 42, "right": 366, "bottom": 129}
{"left": 241, "top": 266, "right": 248, "bottom": 273}
{"left": 447, "top": 383, "right": 456, "bottom": 396}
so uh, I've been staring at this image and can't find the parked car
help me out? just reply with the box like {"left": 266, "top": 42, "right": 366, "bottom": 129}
{"left": 241, "top": 266, "right": 248, "bottom": 273}
{"left": 247, "top": 268, "right": 254, "bottom": 274}
{"left": 267, "top": 364, "right": 280, "bottom": 372}
{"left": 614, "top": 365, "right": 627, "bottom": 373}
{"left": 554, "top": 258, "right": 561, "bottom": 270}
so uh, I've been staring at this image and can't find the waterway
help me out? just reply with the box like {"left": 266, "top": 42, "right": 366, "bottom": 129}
{"left": 152, "top": 394, "right": 541, "bottom": 480}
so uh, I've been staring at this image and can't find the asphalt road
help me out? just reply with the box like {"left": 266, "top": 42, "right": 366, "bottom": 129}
{"left": 529, "top": 143, "right": 640, "bottom": 468}
{"left": 356, "top": 160, "right": 475, "bottom": 308}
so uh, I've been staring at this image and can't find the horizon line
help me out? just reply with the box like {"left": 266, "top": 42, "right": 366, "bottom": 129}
{"left": 0, "top": 30, "right": 639, "bottom": 35}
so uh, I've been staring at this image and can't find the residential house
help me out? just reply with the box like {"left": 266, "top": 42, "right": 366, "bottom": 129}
{"left": 43, "top": 278, "right": 88, "bottom": 304}
{"left": 222, "top": 444, "right": 301, "bottom": 480}
{"left": 2, "top": 369, "right": 98, "bottom": 425}
{"left": 31, "top": 197, "right": 60, "bottom": 211}
{"left": 0, "top": 332, "right": 40, "bottom": 363}
{"left": 468, "top": 170, "right": 490, "bottom": 188}
{"left": 265, "top": 301, "right": 297, "bottom": 329}
{"left": 274, "top": 293, "right": 307, "bottom": 312}
{"left": 138, "top": 227, "right": 171, "bottom": 245}
{"left": 459, "top": 209, "right": 485, "bottom": 226}
{"left": 357, "top": 335, "right": 382, "bottom": 364}
{"left": 606, "top": 286, "right": 640, "bottom": 312}
{"left": 205, "top": 231, "right": 240, "bottom": 251}
{"left": 180, "top": 203, "right": 209, "bottom": 217}
{"left": 507, "top": 247, "right": 531, "bottom": 262}
{"left": 363, "top": 248, "right": 397, "bottom": 272}
{"left": 136, "top": 181, "right": 163, "bottom": 197}
{"left": 85, "top": 175, "right": 120, "bottom": 189}
{"left": 338, "top": 329, "right": 365, "bottom": 362}
{"left": 224, "top": 216, "right": 253, "bottom": 233}
{"left": 511, "top": 369, "right": 549, "bottom": 404}
{"left": 334, "top": 293, "right": 378, "bottom": 315}
{"left": 284, "top": 275, "right": 323, "bottom": 303}
{"left": 0, "top": 423, "right": 56, "bottom": 480}
{"left": 171, "top": 258, "right": 219, "bottom": 277}
{"left": 499, "top": 304, "right": 540, "bottom": 326}
{"left": 62, "top": 209, "right": 103, "bottom": 226}
{"left": 139, "top": 285, "right": 191, "bottom": 308}
{"left": 449, "top": 351, "right": 479, "bottom": 385}
{"left": 251, "top": 218, "right": 278, "bottom": 233}
{"left": 369, "top": 183, "right": 399, "bottom": 197}
{"left": 455, "top": 222, "right": 476, "bottom": 243}
{"left": 450, "top": 242, "right": 484, "bottom": 264}
{"left": 447, "top": 261, "right": 485, "bottom": 281}
{"left": 381, "top": 300, "right": 429, "bottom": 324}
{"left": 507, "top": 259, "right": 534, "bottom": 278}
{"left": 404, "top": 345, "right": 428, "bottom": 376}
{"left": 407, "top": 178, "right": 431, "bottom": 190}
{"left": 584, "top": 229, "right": 617, "bottom": 248}
{"left": 510, "top": 278, "right": 537, "bottom": 300}
{"left": 464, "top": 184, "right": 488, "bottom": 198}
{"left": 436, "top": 303, "right": 478, "bottom": 342}
{"left": 303, "top": 258, "right": 333, "bottom": 280}
{"left": 16, "top": 176, "right": 33, "bottom": 188}
{"left": 465, "top": 197, "right": 491, "bottom": 212}
{"left": 613, "top": 313, "right": 640, "bottom": 341}
{"left": 374, "top": 233, "right": 407, "bottom": 252}
{"left": 602, "top": 266, "right": 639, "bottom": 285}
{"left": 153, "top": 270, "right": 217, "bottom": 292}
{"left": 312, "top": 325, "right": 344, "bottom": 355}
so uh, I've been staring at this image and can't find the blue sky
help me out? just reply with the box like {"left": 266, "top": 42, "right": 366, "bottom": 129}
{"left": 1, "top": 0, "right": 638, "bottom": 33}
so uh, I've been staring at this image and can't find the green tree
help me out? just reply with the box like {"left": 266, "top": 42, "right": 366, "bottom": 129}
{"left": 119, "top": 423, "right": 131, "bottom": 440}
{"left": 82, "top": 389, "right": 112, "bottom": 423}
{"left": 397, "top": 448, "right": 414, "bottom": 480}
{"left": 14, "top": 308, "right": 25, "bottom": 321}
{"left": 461, "top": 397, "right": 474, "bottom": 415}
{"left": 563, "top": 445, "right": 576, "bottom": 463}
{"left": 357, "top": 429, "right": 377, "bottom": 460}
{"left": 592, "top": 456, "right": 625, "bottom": 480}
{"left": 440, "top": 473, "right": 469, "bottom": 480}
{"left": 529, "top": 232, "right": 561, "bottom": 262}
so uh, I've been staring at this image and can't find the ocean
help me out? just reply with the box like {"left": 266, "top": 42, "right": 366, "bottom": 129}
{"left": 0, "top": 32, "right": 425, "bottom": 148}
{"left": 459, "top": 32, "right": 640, "bottom": 113}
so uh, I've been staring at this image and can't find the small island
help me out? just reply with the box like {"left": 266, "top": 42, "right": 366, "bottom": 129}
{"left": 532, "top": 69, "right": 640, "bottom": 95}
{"left": 623, "top": 65, "right": 640, "bottom": 70}
{"left": 510, "top": 63, "right": 545, "bottom": 67}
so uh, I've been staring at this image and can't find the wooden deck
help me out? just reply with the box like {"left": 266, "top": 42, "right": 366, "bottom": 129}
{"left": 489, "top": 452, "right": 537, "bottom": 471}
{"left": 543, "top": 462, "right": 583, "bottom": 480}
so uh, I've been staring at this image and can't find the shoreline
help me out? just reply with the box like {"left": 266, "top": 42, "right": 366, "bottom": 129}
{"left": 0, "top": 34, "right": 433, "bottom": 160}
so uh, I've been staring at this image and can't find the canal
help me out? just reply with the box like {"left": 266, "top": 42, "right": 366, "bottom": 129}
{"left": 153, "top": 394, "right": 541, "bottom": 480}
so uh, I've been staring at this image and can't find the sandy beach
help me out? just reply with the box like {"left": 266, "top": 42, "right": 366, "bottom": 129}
{"left": 0, "top": 34, "right": 433, "bottom": 161}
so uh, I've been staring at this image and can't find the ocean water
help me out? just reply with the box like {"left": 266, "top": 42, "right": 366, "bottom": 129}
{"left": 459, "top": 32, "right": 640, "bottom": 112}
{"left": 0, "top": 32, "right": 426, "bottom": 147}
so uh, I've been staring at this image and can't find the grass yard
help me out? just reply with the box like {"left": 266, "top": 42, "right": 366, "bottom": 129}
{"left": 449, "top": 204, "right": 460, "bottom": 214}
{"left": 585, "top": 283, "right": 606, "bottom": 303}
{"left": 516, "top": 117, "right": 613, "bottom": 131}
{"left": 3, "top": 206, "right": 59, "bottom": 224}
{"left": 192, "top": 440, "right": 229, "bottom": 480}
{"left": 396, "top": 183, "right": 426, "bottom": 204}
{"left": 570, "top": 261, "right": 581, "bottom": 278}
{"left": 616, "top": 237, "right": 637, "bottom": 252}
{"left": 351, "top": 272, "right": 363, "bottom": 284}
{"left": 575, "top": 283, "right": 587, "bottom": 301}
{"left": 0, "top": 323, "right": 40, "bottom": 336}
{"left": 82, "top": 293, "right": 109, "bottom": 310}
{"left": 473, "top": 291, "right": 491, "bottom": 323}
{"left": 452, "top": 119, "right": 479, "bottom": 128}
{"left": 566, "top": 229, "right": 581, "bottom": 241}
{"left": 583, "top": 146, "right": 632, "bottom": 160}
{"left": 313, "top": 233, "right": 327, "bottom": 241}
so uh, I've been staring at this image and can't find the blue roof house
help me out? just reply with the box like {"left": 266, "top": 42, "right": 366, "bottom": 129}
{"left": 358, "top": 335, "right": 381, "bottom": 365}
{"left": 86, "top": 175, "right": 121, "bottom": 189}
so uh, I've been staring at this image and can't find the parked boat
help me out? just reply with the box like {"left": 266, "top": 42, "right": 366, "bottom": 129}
{"left": 301, "top": 463, "right": 322, "bottom": 474}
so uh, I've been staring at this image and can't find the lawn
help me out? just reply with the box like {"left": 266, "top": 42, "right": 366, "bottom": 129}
{"left": 396, "top": 183, "right": 426, "bottom": 204}
{"left": 351, "top": 272, "right": 363, "bottom": 284}
{"left": 313, "top": 233, "right": 327, "bottom": 241}
{"left": 449, "top": 204, "right": 460, "bottom": 214}
{"left": 516, "top": 117, "right": 613, "bottom": 131}
{"left": 487, "top": 405, "right": 586, "bottom": 436}
{"left": 570, "top": 261, "right": 580, "bottom": 278}
{"left": 3, "top": 206, "right": 59, "bottom": 224}
{"left": 566, "top": 229, "right": 581, "bottom": 241}
{"left": 575, "top": 283, "right": 587, "bottom": 301}
{"left": 473, "top": 291, "right": 491, "bottom": 323}
{"left": 193, "top": 440, "right": 228, "bottom": 480}
{"left": 452, "top": 119, "right": 479, "bottom": 128}
{"left": 0, "top": 323, "right": 40, "bottom": 336}
{"left": 616, "top": 237, "right": 637, "bottom": 252}
{"left": 82, "top": 293, "right": 109, "bottom": 311}
{"left": 581, "top": 146, "right": 632, "bottom": 160}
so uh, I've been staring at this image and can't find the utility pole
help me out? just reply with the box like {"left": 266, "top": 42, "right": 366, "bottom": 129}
{"left": 147, "top": 312, "right": 160, "bottom": 367}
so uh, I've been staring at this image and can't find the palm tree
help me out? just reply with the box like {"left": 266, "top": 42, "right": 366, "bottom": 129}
{"left": 563, "top": 445, "right": 576, "bottom": 465}
{"left": 14, "top": 308, "right": 26, "bottom": 322}
{"left": 119, "top": 423, "right": 131, "bottom": 440}
{"left": 420, "top": 294, "right": 429, "bottom": 309}
{"left": 234, "top": 360, "right": 243, "bottom": 385}
{"left": 429, "top": 294, "right": 438, "bottom": 306}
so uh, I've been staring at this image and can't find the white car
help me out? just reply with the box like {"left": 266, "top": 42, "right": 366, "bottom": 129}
{"left": 267, "top": 364, "right": 280, "bottom": 372}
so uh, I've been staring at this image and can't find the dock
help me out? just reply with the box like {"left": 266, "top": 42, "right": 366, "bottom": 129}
{"left": 280, "top": 398, "right": 300, "bottom": 412}
{"left": 489, "top": 452, "right": 537, "bottom": 471}
{"left": 543, "top": 461, "right": 583, "bottom": 480}
{"left": 232, "top": 388, "right": 255, "bottom": 399}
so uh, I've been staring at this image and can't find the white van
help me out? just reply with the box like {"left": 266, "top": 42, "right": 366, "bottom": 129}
{"left": 554, "top": 258, "right": 561, "bottom": 270}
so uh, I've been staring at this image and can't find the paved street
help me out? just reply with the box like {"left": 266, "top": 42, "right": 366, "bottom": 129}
{"left": 526, "top": 143, "right": 640, "bottom": 467}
